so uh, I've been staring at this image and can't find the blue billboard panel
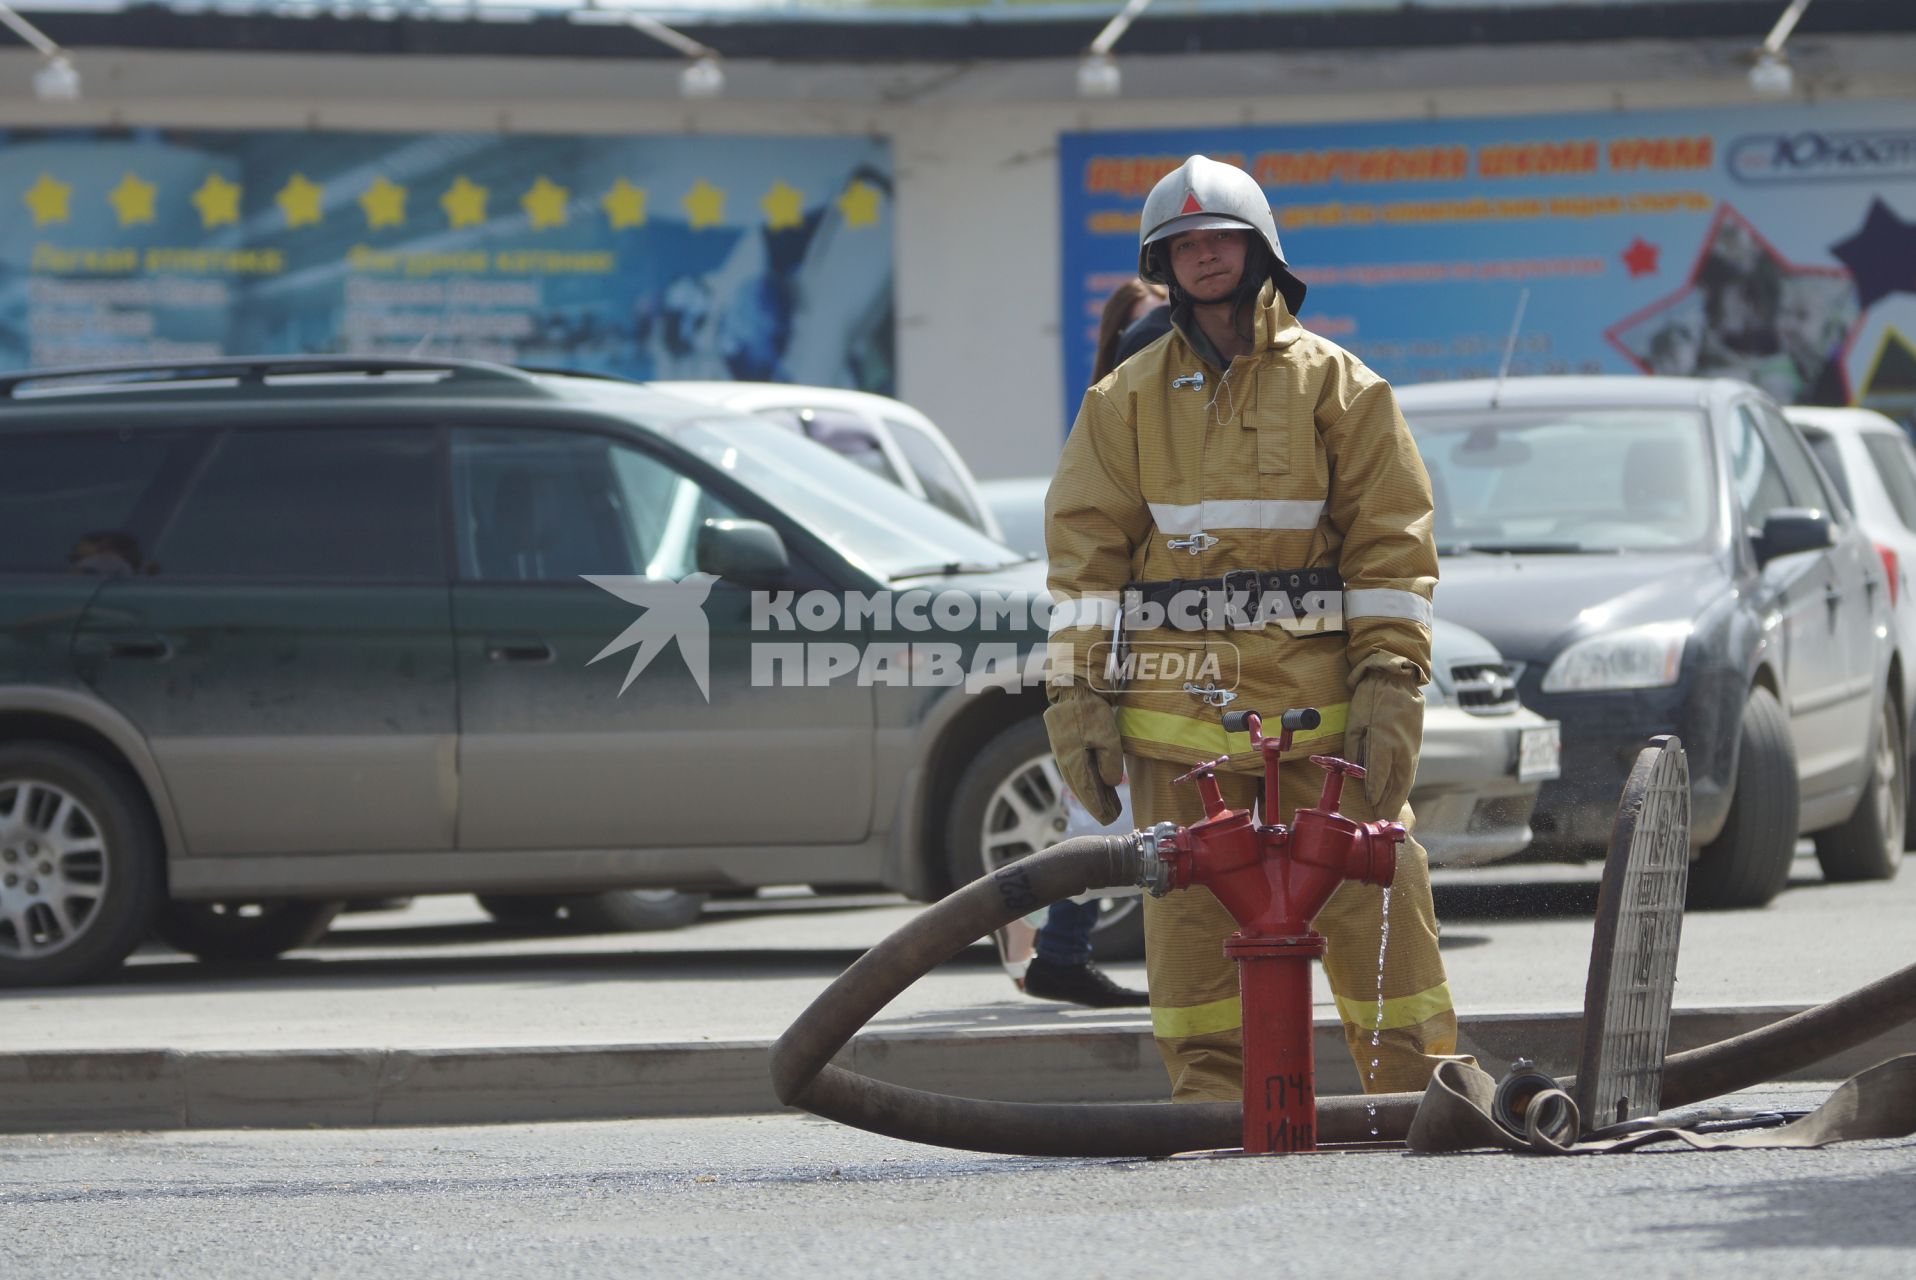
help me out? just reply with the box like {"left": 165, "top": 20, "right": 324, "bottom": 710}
{"left": 1060, "top": 103, "right": 1916, "bottom": 424}
{"left": 4, "top": 129, "right": 895, "bottom": 390}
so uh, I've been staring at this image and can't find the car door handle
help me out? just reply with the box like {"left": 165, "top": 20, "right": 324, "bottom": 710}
{"left": 75, "top": 632, "right": 173, "bottom": 661}
{"left": 485, "top": 638, "right": 555, "bottom": 664}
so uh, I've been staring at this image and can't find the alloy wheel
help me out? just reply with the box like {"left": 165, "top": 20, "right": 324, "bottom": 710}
{"left": 976, "top": 749, "right": 1139, "bottom": 934}
{"left": 0, "top": 778, "right": 109, "bottom": 961}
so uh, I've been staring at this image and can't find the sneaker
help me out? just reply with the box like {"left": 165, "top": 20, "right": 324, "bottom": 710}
{"left": 1022, "top": 957, "right": 1149, "bottom": 1008}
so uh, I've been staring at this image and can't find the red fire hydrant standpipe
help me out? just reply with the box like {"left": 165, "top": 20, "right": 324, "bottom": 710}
{"left": 1151, "top": 707, "right": 1405, "bottom": 1154}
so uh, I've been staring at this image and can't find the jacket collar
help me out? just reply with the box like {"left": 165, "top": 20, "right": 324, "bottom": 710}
{"left": 1169, "top": 279, "right": 1305, "bottom": 369}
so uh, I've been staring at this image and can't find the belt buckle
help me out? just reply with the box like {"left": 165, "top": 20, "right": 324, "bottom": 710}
{"left": 1217, "top": 569, "right": 1260, "bottom": 628}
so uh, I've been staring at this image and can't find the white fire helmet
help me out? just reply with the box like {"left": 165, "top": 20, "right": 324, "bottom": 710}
{"left": 1138, "top": 154, "right": 1306, "bottom": 315}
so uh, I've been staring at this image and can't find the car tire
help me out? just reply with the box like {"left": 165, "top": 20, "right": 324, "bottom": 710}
{"left": 1686, "top": 686, "right": 1799, "bottom": 910}
{"left": 560, "top": 889, "right": 708, "bottom": 933}
{"left": 154, "top": 899, "right": 344, "bottom": 962}
{"left": 0, "top": 741, "right": 162, "bottom": 988}
{"left": 476, "top": 894, "right": 565, "bottom": 924}
{"left": 1812, "top": 692, "right": 1907, "bottom": 882}
{"left": 943, "top": 715, "right": 1144, "bottom": 963}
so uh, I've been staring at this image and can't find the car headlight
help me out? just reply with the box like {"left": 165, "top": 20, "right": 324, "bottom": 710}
{"left": 1540, "top": 621, "right": 1691, "bottom": 693}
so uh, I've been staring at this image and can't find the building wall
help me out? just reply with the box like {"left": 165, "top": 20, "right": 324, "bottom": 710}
{"left": 2, "top": 46, "right": 1913, "bottom": 480}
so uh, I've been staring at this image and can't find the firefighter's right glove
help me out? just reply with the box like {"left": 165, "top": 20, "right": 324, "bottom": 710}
{"left": 1044, "top": 685, "right": 1125, "bottom": 825}
{"left": 1345, "top": 667, "right": 1425, "bottom": 819}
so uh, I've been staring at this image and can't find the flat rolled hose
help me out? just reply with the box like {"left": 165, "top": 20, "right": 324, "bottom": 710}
{"left": 771, "top": 834, "right": 1422, "bottom": 1158}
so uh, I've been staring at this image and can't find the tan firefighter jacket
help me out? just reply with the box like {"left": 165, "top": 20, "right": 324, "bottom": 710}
{"left": 1045, "top": 281, "right": 1437, "bottom": 774}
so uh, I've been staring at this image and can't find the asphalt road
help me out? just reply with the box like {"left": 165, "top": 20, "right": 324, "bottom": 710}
{"left": 4, "top": 1086, "right": 1913, "bottom": 1280}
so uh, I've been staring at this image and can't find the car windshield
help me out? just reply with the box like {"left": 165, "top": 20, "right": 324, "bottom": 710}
{"left": 1405, "top": 406, "right": 1716, "bottom": 555}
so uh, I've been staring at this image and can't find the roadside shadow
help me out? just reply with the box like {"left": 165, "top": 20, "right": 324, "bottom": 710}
{"left": 1431, "top": 881, "right": 1602, "bottom": 921}
{"left": 1630, "top": 1164, "right": 1916, "bottom": 1251}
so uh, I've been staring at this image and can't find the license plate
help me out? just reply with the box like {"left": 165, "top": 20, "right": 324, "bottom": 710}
{"left": 1518, "top": 723, "right": 1562, "bottom": 782}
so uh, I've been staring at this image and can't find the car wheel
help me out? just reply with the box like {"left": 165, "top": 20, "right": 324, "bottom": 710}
{"left": 0, "top": 742, "right": 162, "bottom": 988}
{"left": 1686, "top": 686, "right": 1799, "bottom": 910}
{"left": 476, "top": 894, "right": 565, "bottom": 924}
{"left": 560, "top": 889, "right": 709, "bottom": 933}
{"left": 1812, "top": 692, "right": 1907, "bottom": 882}
{"left": 943, "top": 716, "right": 1144, "bottom": 963}
{"left": 154, "top": 899, "right": 344, "bottom": 962}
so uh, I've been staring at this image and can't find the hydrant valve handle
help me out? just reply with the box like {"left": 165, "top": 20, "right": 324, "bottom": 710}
{"left": 1309, "top": 753, "right": 1365, "bottom": 780}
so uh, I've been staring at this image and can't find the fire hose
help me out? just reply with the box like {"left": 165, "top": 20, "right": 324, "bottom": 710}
{"left": 771, "top": 827, "right": 1916, "bottom": 1158}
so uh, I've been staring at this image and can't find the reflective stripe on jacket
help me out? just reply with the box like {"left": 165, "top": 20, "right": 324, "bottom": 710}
{"left": 1044, "top": 281, "right": 1437, "bottom": 773}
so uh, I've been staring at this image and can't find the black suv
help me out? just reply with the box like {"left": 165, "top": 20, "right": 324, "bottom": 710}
{"left": 0, "top": 357, "right": 1057, "bottom": 985}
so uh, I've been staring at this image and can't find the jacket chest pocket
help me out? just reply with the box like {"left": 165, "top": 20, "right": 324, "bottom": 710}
{"left": 1250, "top": 420, "right": 1290, "bottom": 476}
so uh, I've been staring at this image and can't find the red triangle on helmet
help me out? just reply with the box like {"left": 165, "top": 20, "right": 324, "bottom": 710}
{"left": 1180, "top": 191, "right": 1203, "bottom": 215}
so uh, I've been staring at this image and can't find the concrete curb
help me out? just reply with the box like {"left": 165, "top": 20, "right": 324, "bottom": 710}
{"left": 4, "top": 1006, "right": 1911, "bottom": 1134}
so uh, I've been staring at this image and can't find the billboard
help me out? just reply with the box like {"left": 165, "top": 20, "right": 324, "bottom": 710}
{"left": 1060, "top": 102, "right": 1916, "bottom": 425}
{"left": 3, "top": 129, "right": 895, "bottom": 390}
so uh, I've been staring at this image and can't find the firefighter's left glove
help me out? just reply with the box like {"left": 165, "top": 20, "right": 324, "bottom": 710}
{"left": 1044, "top": 684, "right": 1125, "bottom": 826}
{"left": 1345, "top": 668, "right": 1424, "bottom": 820}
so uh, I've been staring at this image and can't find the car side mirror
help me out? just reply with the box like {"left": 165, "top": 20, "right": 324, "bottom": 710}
{"left": 696, "top": 518, "right": 789, "bottom": 585}
{"left": 1753, "top": 507, "right": 1834, "bottom": 564}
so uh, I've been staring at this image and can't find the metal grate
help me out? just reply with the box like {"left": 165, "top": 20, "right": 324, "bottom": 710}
{"left": 1574, "top": 736, "right": 1690, "bottom": 1131}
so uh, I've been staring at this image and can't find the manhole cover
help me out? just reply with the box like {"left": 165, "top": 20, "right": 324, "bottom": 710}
{"left": 1575, "top": 735, "right": 1690, "bottom": 1131}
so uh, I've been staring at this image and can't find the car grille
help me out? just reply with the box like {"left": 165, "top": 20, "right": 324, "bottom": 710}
{"left": 1450, "top": 661, "right": 1523, "bottom": 715}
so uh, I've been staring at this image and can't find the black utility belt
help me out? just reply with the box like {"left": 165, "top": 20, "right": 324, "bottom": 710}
{"left": 1120, "top": 567, "right": 1346, "bottom": 633}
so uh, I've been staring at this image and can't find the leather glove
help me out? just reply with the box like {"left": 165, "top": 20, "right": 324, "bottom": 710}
{"left": 1044, "top": 684, "right": 1125, "bottom": 825}
{"left": 1344, "top": 670, "right": 1424, "bottom": 819}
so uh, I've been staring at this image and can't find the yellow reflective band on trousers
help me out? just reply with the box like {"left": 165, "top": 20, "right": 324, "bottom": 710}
{"left": 1117, "top": 701, "right": 1347, "bottom": 758}
{"left": 1334, "top": 981, "right": 1455, "bottom": 1033}
{"left": 1151, "top": 994, "right": 1243, "bottom": 1041}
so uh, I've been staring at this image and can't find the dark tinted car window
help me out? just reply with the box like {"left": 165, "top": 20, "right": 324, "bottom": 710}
{"left": 1801, "top": 429, "right": 1855, "bottom": 512}
{"left": 0, "top": 429, "right": 202, "bottom": 575}
{"left": 155, "top": 428, "right": 442, "bottom": 581}
{"left": 1757, "top": 403, "right": 1841, "bottom": 519}
{"left": 451, "top": 427, "right": 738, "bottom": 583}
{"left": 1863, "top": 433, "right": 1916, "bottom": 534}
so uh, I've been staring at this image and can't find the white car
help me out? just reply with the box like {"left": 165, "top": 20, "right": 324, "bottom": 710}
{"left": 652, "top": 382, "right": 1005, "bottom": 542}
{"left": 1787, "top": 405, "right": 1916, "bottom": 845}
{"left": 977, "top": 477, "right": 1561, "bottom": 868}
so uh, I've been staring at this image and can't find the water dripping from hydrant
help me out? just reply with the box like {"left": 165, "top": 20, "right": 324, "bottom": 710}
{"left": 1366, "top": 887, "right": 1393, "bottom": 1135}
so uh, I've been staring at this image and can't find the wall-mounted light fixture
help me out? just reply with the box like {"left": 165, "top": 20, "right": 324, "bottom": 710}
{"left": 621, "top": 11, "right": 726, "bottom": 101}
{"left": 1077, "top": 0, "right": 1155, "bottom": 99}
{"left": 1749, "top": 0, "right": 1813, "bottom": 97}
{"left": 0, "top": 1, "right": 80, "bottom": 101}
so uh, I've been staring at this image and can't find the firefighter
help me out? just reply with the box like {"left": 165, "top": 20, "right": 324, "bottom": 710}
{"left": 1043, "top": 154, "right": 1468, "bottom": 1101}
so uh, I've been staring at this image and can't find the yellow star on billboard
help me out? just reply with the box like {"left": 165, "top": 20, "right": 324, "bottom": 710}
{"left": 277, "top": 173, "right": 324, "bottom": 228}
{"left": 761, "top": 181, "right": 804, "bottom": 231}
{"left": 191, "top": 173, "right": 242, "bottom": 229}
{"left": 601, "top": 178, "right": 647, "bottom": 230}
{"left": 107, "top": 173, "right": 157, "bottom": 228}
{"left": 441, "top": 175, "right": 488, "bottom": 229}
{"left": 23, "top": 173, "right": 70, "bottom": 227}
{"left": 682, "top": 179, "right": 725, "bottom": 230}
{"left": 520, "top": 176, "right": 570, "bottom": 231}
{"left": 359, "top": 176, "right": 407, "bottom": 230}
{"left": 837, "top": 180, "right": 882, "bottom": 229}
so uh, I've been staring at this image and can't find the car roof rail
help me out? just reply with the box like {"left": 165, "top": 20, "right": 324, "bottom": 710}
{"left": 0, "top": 355, "right": 542, "bottom": 402}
